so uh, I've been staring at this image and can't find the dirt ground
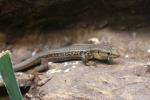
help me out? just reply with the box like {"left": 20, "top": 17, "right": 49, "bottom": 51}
{"left": 1, "top": 20, "right": 150, "bottom": 100}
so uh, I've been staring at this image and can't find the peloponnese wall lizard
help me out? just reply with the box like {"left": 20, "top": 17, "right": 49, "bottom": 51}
{"left": 14, "top": 43, "right": 120, "bottom": 72}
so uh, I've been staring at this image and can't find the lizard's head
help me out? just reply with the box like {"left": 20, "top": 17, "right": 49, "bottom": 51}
{"left": 92, "top": 43, "right": 120, "bottom": 61}
{"left": 106, "top": 47, "right": 120, "bottom": 59}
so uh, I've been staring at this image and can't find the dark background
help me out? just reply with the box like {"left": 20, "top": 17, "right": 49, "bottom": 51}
{"left": 1, "top": 0, "right": 150, "bottom": 34}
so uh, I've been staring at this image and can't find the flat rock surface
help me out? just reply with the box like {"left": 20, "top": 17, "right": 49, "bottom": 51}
{"left": 9, "top": 26, "right": 150, "bottom": 100}
{"left": 35, "top": 61, "right": 150, "bottom": 100}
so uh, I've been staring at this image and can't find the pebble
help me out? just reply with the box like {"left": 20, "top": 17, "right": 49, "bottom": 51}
{"left": 88, "top": 37, "right": 100, "bottom": 44}
{"left": 47, "top": 69, "right": 62, "bottom": 75}
{"left": 48, "top": 62, "right": 53, "bottom": 65}
{"left": 125, "top": 55, "right": 129, "bottom": 58}
{"left": 72, "top": 65, "right": 76, "bottom": 68}
{"left": 147, "top": 49, "right": 150, "bottom": 53}
{"left": 32, "top": 50, "right": 37, "bottom": 56}
{"left": 64, "top": 68, "right": 70, "bottom": 73}
{"left": 73, "top": 61, "right": 79, "bottom": 65}
{"left": 64, "top": 62, "right": 69, "bottom": 66}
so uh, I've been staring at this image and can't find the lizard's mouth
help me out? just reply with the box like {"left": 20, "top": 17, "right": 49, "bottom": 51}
{"left": 109, "top": 48, "right": 120, "bottom": 59}
{"left": 107, "top": 52, "right": 120, "bottom": 62}
{"left": 111, "top": 52, "right": 120, "bottom": 58}
{"left": 111, "top": 54, "right": 120, "bottom": 58}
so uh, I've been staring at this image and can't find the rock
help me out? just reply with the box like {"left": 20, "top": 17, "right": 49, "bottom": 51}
{"left": 0, "top": 73, "right": 34, "bottom": 87}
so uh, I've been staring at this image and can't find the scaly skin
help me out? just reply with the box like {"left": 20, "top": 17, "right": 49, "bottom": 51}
{"left": 14, "top": 43, "right": 120, "bottom": 72}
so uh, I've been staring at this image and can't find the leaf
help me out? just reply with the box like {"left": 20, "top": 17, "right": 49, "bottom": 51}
{"left": 0, "top": 50, "right": 23, "bottom": 100}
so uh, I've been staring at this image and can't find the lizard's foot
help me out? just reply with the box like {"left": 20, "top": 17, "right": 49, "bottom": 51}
{"left": 85, "top": 61, "right": 97, "bottom": 67}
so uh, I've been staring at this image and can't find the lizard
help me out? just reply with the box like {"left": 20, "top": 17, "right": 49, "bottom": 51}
{"left": 13, "top": 43, "right": 120, "bottom": 72}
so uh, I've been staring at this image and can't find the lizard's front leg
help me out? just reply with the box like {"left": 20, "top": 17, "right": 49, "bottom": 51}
{"left": 80, "top": 51, "right": 95, "bottom": 66}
